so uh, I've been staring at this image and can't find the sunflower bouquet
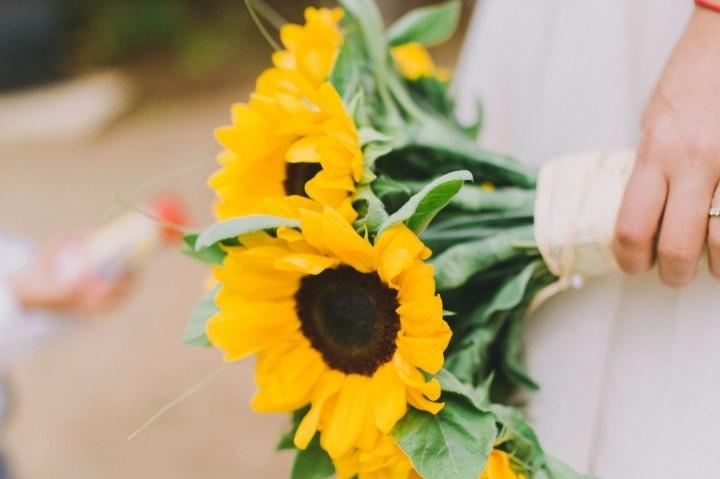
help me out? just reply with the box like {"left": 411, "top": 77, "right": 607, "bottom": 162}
{"left": 180, "top": 1, "right": 617, "bottom": 477}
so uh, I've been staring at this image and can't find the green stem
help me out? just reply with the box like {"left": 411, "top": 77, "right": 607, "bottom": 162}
{"left": 252, "top": 0, "right": 287, "bottom": 30}
{"left": 245, "top": 0, "right": 282, "bottom": 52}
{"left": 339, "top": 0, "right": 402, "bottom": 125}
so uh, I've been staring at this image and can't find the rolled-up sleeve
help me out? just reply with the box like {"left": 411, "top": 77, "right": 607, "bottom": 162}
{"left": 0, "top": 233, "right": 62, "bottom": 368}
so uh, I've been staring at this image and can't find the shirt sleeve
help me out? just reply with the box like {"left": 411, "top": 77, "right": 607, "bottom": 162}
{"left": 0, "top": 233, "right": 64, "bottom": 369}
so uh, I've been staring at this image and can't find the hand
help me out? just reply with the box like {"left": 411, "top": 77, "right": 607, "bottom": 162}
{"left": 613, "top": 6, "right": 720, "bottom": 286}
{"left": 10, "top": 239, "right": 135, "bottom": 315}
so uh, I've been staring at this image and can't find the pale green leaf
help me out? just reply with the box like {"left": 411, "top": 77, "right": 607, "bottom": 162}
{"left": 290, "top": 436, "right": 335, "bottom": 479}
{"left": 377, "top": 170, "right": 472, "bottom": 236}
{"left": 339, "top": 0, "right": 387, "bottom": 74}
{"left": 329, "top": 22, "right": 363, "bottom": 100}
{"left": 182, "top": 233, "right": 225, "bottom": 265}
{"left": 432, "top": 225, "right": 534, "bottom": 290}
{"left": 194, "top": 215, "right": 299, "bottom": 251}
{"left": 182, "top": 285, "right": 219, "bottom": 347}
{"left": 393, "top": 396, "right": 496, "bottom": 479}
{"left": 353, "top": 184, "right": 389, "bottom": 234}
{"left": 489, "top": 404, "right": 544, "bottom": 466}
{"left": 443, "top": 261, "right": 539, "bottom": 383}
{"left": 387, "top": 1, "right": 461, "bottom": 47}
{"left": 537, "top": 456, "right": 595, "bottom": 479}
{"left": 359, "top": 126, "right": 394, "bottom": 146}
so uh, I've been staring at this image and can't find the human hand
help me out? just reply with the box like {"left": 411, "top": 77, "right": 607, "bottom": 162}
{"left": 613, "top": 6, "right": 720, "bottom": 286}
{"left": 10, "top": 239, "right": 135, "bottom": 315}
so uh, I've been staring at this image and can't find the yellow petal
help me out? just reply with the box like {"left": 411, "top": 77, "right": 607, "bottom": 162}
{"left": 295, "top": 370, "right": 344, "bottom": 449}
{"left": 286, "top": 136, "right": 323, "bottom": 164}
{"left": 321, "top": 374, "right": 371, "bottom": 458}
{"left": 396, "top": 327, "right": 451, "bottom": 374}
{"left": 370, "top": 364, "right": 407, "bottom": 434}
{"left": 407, "top": 388, "right": 444, "bottom": 415}
{"left": 275, "top": 253, "right": 339, "bottom": 275}
{"left": 207, "top": 298, "right": 299, "bottom": 359}
{"left": 354, "top": 404, "right": 380, "bottom": 451}
{"left": 252, "top": 343, "right": 325, "bottom": 412}
{"left": 397, "top": 263, "right": 436, "bottom": 302}
{"left": 393, "top": 354, "right": 442, "bottom": 401}
{"left": 397, "top": 295, "right": 444, "bottom": 337}
{"left": 299, "top": 208, "right": 329, "bottom": 255}
{"left": 320, "top": 207, "right": 375, "bottom": 273}
{"left": 376, "top": 225, "right": 430, "bottom": 285}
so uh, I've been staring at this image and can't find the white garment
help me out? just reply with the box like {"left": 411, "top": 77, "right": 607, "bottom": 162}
{"left": 454, "top": 2, "right": 720, "bottom": 478}
{"left": 0, "top": 234, "right": 60, "bottom": 367}
{"left": 0, "top": 233, "right": 61, "bottom": 438}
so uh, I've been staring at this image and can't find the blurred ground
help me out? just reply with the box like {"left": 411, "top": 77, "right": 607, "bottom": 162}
{"left": 0, "top": 1, "right": 473, "bottom": 477}
{"left": 1, "top": 86, "right": 295, "bottom": 478}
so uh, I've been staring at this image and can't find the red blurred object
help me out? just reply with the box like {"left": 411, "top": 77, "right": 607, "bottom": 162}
{"left": 151, "top": 193, "right": 190, "bottom": 243}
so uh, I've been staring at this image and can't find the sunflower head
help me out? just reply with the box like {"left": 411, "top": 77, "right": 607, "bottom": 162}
{"left": 391, "top": 42, "right": 450, "bottom": 82}
{"left": 210, "top": 72, "right": 363, "bottom": 221}
{"left": 335, "top": 437, "right": 526, "bottom": 479}
{"left": 272, "top": 7, "right": 344, "bottom": 85}
{"left": 206, "top": 207, "right": 451, "bottom": 458}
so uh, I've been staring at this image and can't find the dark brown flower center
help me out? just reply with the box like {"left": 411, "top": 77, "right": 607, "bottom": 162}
{"left": 295, "top": 265, "right": 400, "bottom": 376}
{"left": 284, "top": 162, "right": 322, "bottom": 197}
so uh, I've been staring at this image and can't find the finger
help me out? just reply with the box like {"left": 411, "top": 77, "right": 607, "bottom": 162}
{"left": 613, "top": 162, "right": 667, "bottom": 273}
{"left": 657, "top": 172, "right": 715, "bottom": 287}
{"left": 707, "top": 184, "right": 720, "bottom": 278}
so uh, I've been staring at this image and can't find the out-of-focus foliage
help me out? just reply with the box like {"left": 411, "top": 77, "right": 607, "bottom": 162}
{"left": 62, "top": 0, "right": 255, "bottom": 78}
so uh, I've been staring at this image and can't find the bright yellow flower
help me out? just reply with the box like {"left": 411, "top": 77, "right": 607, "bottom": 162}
{"left": 335, "top": 435, "right": 419, "bottom": 479}
{"left": 210, "top": 70, "right": 362, "bottom": 221}
{"left": 335, "top": 437, "right": 525, "bottom": 479}
{"left": 391, "top": 43, "right": 451, "bottom": 82}
{"left": 481, "top": 450, "right": 526, "bottom": 479}
{"left": 207, "top": 207, "right": 451, "bottom": 459}
{"left": 272, "top": 7, "right": 344, "bottom": 86}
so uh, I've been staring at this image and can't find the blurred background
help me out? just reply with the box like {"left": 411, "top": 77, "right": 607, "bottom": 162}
{"left": 0, "top": 1, "right": 474, "bottom": 477}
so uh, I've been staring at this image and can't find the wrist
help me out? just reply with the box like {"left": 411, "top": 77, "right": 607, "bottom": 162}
{"left": 10, "top": 275, "right": 39, "bottom": 311}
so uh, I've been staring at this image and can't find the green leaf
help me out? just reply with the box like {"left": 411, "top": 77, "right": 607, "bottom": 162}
{"left": 372, "top": 175, "right": 413, "bottom": 201}
{"left": 489, "top": 404, "right": 544, "bottom": 467}
{"left": 290, "top": 436, "right": 335, "bottom": 479}
{"left": 537, "top": 456, "right": 594, "bottom": 479}
{"left": 387, "top": 0, "right": 461, "bottom": 47}
{"left": 182, "top": 285, "right": 220, "bottom": 347}
{"left": 449, "top": 186, "right": 535, "bottom": 214}
{"left": 359, "top": 126, "right": 394, "bottom": 146}
{"left": 443, "top": 261, "right": 539, "bottom": 383}
{"left": 182, "top": 233, "right": 226, "bottom": 265}
{"left": 432, "top": 225, "right": 534, "bottom": 290}
{"left": 194, "top": 215, "right": 299, "bottom": 251}
{"left": 363, "top": 142, "right": 393, "bottom": 170}
{"left": 329, "top": 21, "right": 364, "bottom": 100}
{"left": 393, "top": 396, "right": 497, "bottom": 479}
{"left": 339, "top": 0, "right": 387, "bottom": 74}
{"left": 377, "top": 170, "right": 472, "bottom": 236}
{"left": 353, "top": 185, "right": 390, "bottom": 234}
{"left": 409, "top": 117, "right": 537, "bottom": 188}
{"left": 436, "top": 369, "right": 475, "bottom": 401}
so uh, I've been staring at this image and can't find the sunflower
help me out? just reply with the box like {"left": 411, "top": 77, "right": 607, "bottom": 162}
{"left": 207, "top": 207, "right": 451, "bottom": 458}
{"left": 272, "top": 7, "right": 344, "bottom": 86}
{"left": 335, "top": 436, "right": 526, "bottom": 479}
{"left": 210, "top": 71, "right": 363, "bottom": 221}
{"left": 391, "top": 43, "right": 450, "bottom": 82}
